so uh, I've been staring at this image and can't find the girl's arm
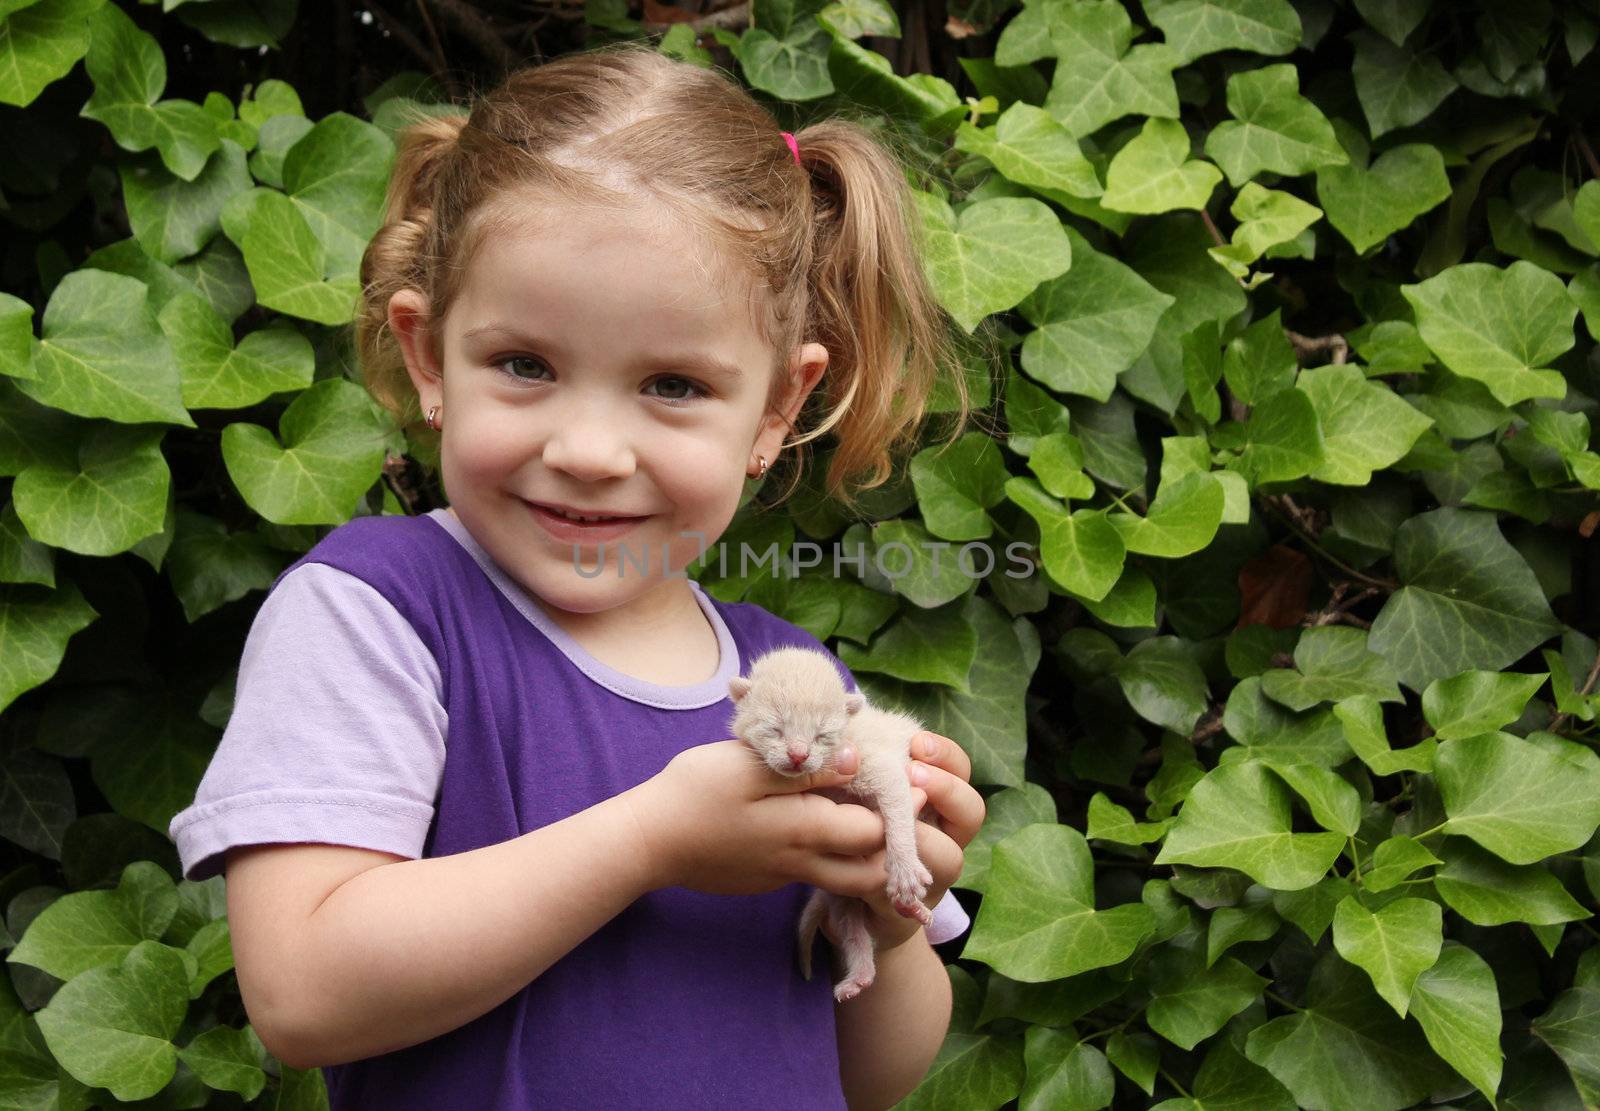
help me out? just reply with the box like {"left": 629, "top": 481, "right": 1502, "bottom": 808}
{"left": 832, "top": 932, "right": 953, "bottom": 1110}
{"left": 229, "top": 739, "right": 888, "bottom": 1071}
{"left": 227, "top": 787, "right": 657, "bottom": 1070}
{"left": 831, "top": 732, "right": 985, "bottom": 1109}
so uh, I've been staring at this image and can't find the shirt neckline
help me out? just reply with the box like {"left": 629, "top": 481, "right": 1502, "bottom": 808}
{"left": 423, "top": 508, "right": 740, "bottom": 710}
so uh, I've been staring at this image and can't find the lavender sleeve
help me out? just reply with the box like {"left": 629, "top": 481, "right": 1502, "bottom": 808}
{"left": 168, "top": 563, "right": 449, "bottom": 882}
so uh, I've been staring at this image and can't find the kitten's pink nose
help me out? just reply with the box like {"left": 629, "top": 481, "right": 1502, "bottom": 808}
{"left": 787, "top": 747, "right": 808, "bottom": 768}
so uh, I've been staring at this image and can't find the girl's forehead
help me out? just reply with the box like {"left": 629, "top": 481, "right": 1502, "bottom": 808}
{"left": 456, "top": 194, "right": 772, "bottom": 346}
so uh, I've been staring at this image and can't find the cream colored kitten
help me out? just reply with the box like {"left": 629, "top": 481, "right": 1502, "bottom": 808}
{"left": 728, "top": 646, "right": 934, "bottom": 1002}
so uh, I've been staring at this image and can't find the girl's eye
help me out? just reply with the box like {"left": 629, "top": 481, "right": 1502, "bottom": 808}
{"left": 492, "top": 358, "right": 708, "bottom": 405}
{"left": 647, "top": 376, "right": 709, "bottom": 404}
{"left": 495, "top": 355, "right": 550, "bottom": 383}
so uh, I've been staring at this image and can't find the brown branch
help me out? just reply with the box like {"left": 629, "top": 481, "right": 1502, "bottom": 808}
{"left": 641, "top": 2, "right": 750, "bottom": 34}
{"left": 1550, "top": 649, "right": 1600, "bottom": 734}
{"left": 367, "top": 1, "right": 441, "bottom": 75}
{"left": 1577, "top": 131, "right": 1600, "bottom": 180}
{"left": 1200, "top": 208, "right": 1227, "bottom": 247}
{"left": 1285, "top": 329, "right": 1349, "bottom": 367}
{"left": 424, "top": 0, "right": 519, "bottom": 71}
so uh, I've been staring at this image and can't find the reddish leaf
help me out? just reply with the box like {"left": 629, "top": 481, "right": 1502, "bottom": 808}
{"left": 1237, "top": 544, "right": 1312, "bottom": 628}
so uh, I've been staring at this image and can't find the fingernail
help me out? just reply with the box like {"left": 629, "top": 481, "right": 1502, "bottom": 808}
{"left": 911, "top": 764, "right": 929, "bottom": 786}
{"left": 839, "top": 747, "right": 857, "bottom": 770}
{"left": 918, "top": 734, "right": 937, "bottom": 758}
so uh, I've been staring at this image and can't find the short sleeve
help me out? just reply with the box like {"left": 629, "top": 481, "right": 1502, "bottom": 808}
{"left": 168, "top": 562, "right": 448, "bottom": 882}
{"left": 926, "top": 890, "right": 970, "bottom": 945}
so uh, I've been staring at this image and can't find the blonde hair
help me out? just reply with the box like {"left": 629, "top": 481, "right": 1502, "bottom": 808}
{"left": 356, "top": 41, "right": 982, "bottom": 516}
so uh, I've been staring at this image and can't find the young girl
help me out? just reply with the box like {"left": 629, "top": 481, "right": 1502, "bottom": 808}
{"left": 169, "top": 41, "right": 987, "bottom": 1110}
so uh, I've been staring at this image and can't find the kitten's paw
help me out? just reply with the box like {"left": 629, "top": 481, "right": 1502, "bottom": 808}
{"left": 893, "top": 897, "right": 935, "bottom": 925}
{"left": 885, "top": 856, "right": 932, "bottom": 912}
{"left": 834, "top": 975, "right": 873, "bottom": 1003}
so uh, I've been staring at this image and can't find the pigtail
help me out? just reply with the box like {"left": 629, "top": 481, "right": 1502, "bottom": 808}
{"left": 356, "top": 112, "right": 469, "bottom": 437}
{"left": 778, "top": 117, "right": 983, "bottom": 515}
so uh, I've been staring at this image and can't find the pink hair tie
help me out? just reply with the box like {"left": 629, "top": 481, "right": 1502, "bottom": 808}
{"left": 781, "top": 131, "right": 800, "bottom": 165}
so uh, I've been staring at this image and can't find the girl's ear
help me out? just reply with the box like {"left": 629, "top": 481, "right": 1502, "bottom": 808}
{"left": 753, "top": 342, "right": 829, "bottom": 463}
{"left": 728, "top": 676, "right": 752, "bottom": 702}
{"left": 389, "top": 288, "right": 444, "bottom": 412}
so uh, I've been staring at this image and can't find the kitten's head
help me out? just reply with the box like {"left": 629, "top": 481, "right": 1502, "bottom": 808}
{"left": 729, "top": 647, "right": 864, "bottom": 776}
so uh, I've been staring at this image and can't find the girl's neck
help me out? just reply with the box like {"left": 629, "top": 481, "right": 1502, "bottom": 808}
{"left": 534, "top": 577, "right": 724, "bottom": 688}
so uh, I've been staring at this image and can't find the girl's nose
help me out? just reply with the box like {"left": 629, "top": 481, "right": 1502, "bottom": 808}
{"left": 541, "top": 407, "right": 636, "bottom": 481}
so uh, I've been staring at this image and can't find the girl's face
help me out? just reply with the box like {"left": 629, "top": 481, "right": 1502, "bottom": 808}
{"left": 391, "top": 196, "right": 827, "bottom": 621}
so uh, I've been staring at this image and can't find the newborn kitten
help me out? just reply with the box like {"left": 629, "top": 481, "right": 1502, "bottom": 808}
{"left": 728, "top": 646, "right": 935, "bottom": 1002}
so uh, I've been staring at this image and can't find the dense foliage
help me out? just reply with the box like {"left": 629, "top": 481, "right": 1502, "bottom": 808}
{"left": 2, "top": 0, "right": 1600, "bottom": 1107}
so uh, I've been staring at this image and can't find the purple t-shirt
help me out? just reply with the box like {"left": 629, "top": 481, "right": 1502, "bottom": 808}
{"left": 170, "top": 508, "right": 967, "bottom": 1108}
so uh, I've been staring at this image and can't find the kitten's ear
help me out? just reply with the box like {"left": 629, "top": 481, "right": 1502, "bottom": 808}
{"left": 845, "top": 693, "right": 864, "bottom": 715}
{"left": 728, "top": 676, "right": 752, "bottom": 703}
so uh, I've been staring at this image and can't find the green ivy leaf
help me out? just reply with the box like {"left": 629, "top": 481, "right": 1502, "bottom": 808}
{"left": 16, "top": 269, "right": 193, "bottom": 427}
{"left": 12, "top": 422, "right": 169, "bottom": 555}
{"left": 1367, "top": 508, "right": 1561, "bottom": 691}
{"left": 1019, "top": 1027, "right": 1114, "bottom": 1110}
{"left": 965, "top": 823, "right": 1157, "bottom": 981}
{"left": 1150, "top": 1034, "right": 1294, "bottom": 1109}
{"left": 1145, "top": 946, "right": 1268, "bottom": 1050}
{"left": 32, "top": 939, "right": 190, "bottom": 1102}
{"left": 869, "top": 517, "right": 974, "bottom": 608}
{"left": 956, "top": 782, "right": 1057, "bottom": 893}
{"left": 1433, "top": 838, "right": 1591, "bottom": 926}
{"left": 1030, "top": 0, "right": 1178, "bottom": 137}
{"left": 1203, "top": 64, "right": 1346, "bottom": 186}
{"left": 164, "top": 511, "right": 282, "bottom": 623}
{"left": 1220, "top": 309, "right": 1296, "bottom": 404}
{"left": 1244, "top": 950, "right": 1454, "bottom": 1108}
{"left": 1086, "top": 791, "right": 1173, "bottom": 845}
{"left": 1259, "top": 626, "right": 1403, "bottom": 711}
{"left": 0, "top": 580, "right": 96, "bottom": 714}
{"left": 1531, "top": 986, "right": 1600, "bottom": 1107}
{"left": 1229, "top": 385, "right": 1324, "bottom": 486}
{"left": 1109, "top": 471, "right": 1225, "bottom": 558}
{"left": 0, "top": 748, "right": 74, "bottom": 859}
{"left": 914, "top": 192, "right": 1072, "bottom": 333}
{"left": 1154, "top": 761, "right": 1346, "bottom": 889}
{"left": 1143, "top": 0, "right": 1300, "bottom": 65}
{"left": 160, "top": 292, "right": 315, "bottom": 411}
{"left": 1361, "top": 835, "right": 1440, "bottom": 893}
{"left": 910, "top": 432, "right": 1009, "bottom": 542}
{"left": 1025, "top": 431, "right": 1094, "bottom": 502}
{"left": 953, "top": 102, "right": 1102, "bottom": 199}
{"left": 837, "top": 599, "right": 976, "bottom": 691}
{"left": 1223, "top": 677, "right": 1353, "bottom": 766}
{"left": 1104, "top": 1030, "right": 1158, "bottom": 1096}
{"left": 80, "top": 4, "right": 221, "bottom": 179}
{"left": 1352, "top": 0, "right": 1427, "bottom": 47}
{"left": 10, "top": 861, "right": 176, "bottom": 980}
{"left": 1316, "top": 132, "right": 1451, "bottom": 254}
{"left": 1436, "top": 731, "right": 1600, "bottom": 864}
{"left": 1333, "top": 694, "right": 1436, "bottom": 775}
{"left": 1103, "top": 117, "right": 1222, "bottom": 214}
{"left": 1258, "top": 759, "right": 1361, "bottom": 835}
{"left": 1006, "top": 477, "right": 1125, "bottom": 600}
{"left": 1017, "top": 226, "right": 1173, "bottom": 401}
{"left": 1207, "top": 183, "right": 1323, "bottom": 281}
{"left": 120, "top": 140, "right": 251, "bottom": 264}
{"left": 858, "top": 593, "right": 1034, "bottom": 789}
{"left": 174, "top": 1024, "right": 266, "bottom": 1100}
{"left": 1407, "top": 942, "right": 1504, "bottom": 1104}
{"left": 1114, "top": 636, "right": 1209, "bottom": 734}
{"left": 1350, "top": 29, "right": 1458, "bottom": 138}
{"left": 1331, "top": 894, "right": 1442, "bottom": 1016}
{"left": 1420, "top": 668, "right": 1548, "bottom": 740}
{"left": 220, "top": 377, "right": 392, "bottom": 525}
{"left": 1298, "top": 364, "right": 1434, "bottom": 485}
{"left": 1401, "top": 260, "right": 1575, "bottom": 406}
{"left": 0, "top": 0, "right": 103, "bottom": 107}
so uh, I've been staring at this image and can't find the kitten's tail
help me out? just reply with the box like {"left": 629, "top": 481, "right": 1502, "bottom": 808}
{"left": 796, "top": 887, "right": 829, "bottom": 981}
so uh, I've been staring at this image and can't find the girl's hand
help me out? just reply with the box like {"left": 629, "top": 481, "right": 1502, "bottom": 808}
{"left": 625, "top": 739, "right": 894, "bottom": 897}
{"left": 823, "top": 731, "right": 985, "bottom": 952}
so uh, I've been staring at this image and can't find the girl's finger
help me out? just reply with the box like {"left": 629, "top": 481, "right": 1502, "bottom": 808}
{"left": 907, "top": 761, "right": 986, "bottom": 847}
{"left": 912, "top": 731, "right": 971, "bottom": 784}
{"left": 789, "top": 795, "right": 887, "bottom": 857}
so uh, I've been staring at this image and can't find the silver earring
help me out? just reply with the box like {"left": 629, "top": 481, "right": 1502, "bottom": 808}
{"left": 426, "top": 405, "right": 441, "bottom": 431}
